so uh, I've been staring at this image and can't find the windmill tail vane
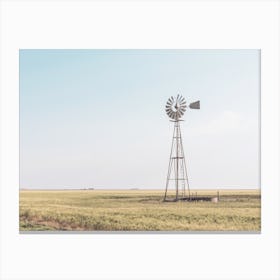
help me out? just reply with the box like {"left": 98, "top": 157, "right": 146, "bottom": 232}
{"left": 164, "top": 94, "right": 200, "bottom": 202}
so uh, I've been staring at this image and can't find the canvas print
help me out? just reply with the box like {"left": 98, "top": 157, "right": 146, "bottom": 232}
{"left": 19, "top": 49, "right": 260, "bottom": 232}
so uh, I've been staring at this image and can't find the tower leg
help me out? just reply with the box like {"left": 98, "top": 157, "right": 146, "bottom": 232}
{"left": 178, "top": 123, "right": 191, "bottom": 200}
{"left": 164, "top": 123, "right": 176, "bottom": 201}
{"left": 175, "top": 122, "right": 179, "bottom": 201}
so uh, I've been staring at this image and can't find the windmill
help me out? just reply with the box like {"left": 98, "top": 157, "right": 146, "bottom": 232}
{"left": 164, "top": 95, "right": 200, "bottom": 201}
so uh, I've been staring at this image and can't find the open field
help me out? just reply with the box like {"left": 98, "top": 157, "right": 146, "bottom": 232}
{"left": 19, "top": 189, "right": 261, "bottom": 232}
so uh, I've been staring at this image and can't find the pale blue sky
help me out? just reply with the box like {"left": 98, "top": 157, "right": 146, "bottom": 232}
{"left": 20, "top": 49, "right": 260, "bottom": 189}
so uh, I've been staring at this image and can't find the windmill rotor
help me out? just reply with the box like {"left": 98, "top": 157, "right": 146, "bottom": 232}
{"left": 165, "top": 94, "right": 187, "bottom": 120}
{"left": 165, "top": 94, "right": 199, "bottom": 120}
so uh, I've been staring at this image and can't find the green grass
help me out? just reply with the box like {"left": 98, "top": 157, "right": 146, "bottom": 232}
{"left": 19, "top": 189, "right": 261, "bottom": 231}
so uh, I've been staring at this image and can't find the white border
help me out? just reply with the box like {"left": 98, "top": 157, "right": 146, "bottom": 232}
{"left": 1, "top": 1, "right": 279, "bottom": 279}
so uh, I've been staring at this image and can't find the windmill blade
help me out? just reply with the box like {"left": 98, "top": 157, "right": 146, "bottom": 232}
{"left": 167, "top": 97, "right": 173, "bottom": 104}
{"left": 178, "top": 95, "right": 184, "bottom": 103}
{"left": 166, "top": 108, "right": 172, "bottom": 114}
{"left": 178, "top": 108, "right": 185, "bottom": 115}
{"left": 189, "top": 100, "right": 200, "bottom": 109}
{"left": 176, "top": 97, "right": 181, "bottom": 110}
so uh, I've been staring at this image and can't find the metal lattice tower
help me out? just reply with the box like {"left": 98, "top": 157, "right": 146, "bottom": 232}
{"left": 164, "top": 95, "right": 200, "bottom": 201}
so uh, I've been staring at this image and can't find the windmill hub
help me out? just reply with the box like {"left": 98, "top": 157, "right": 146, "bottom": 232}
{"left": 164, "top": 94, "right": 200, "bottom": 202}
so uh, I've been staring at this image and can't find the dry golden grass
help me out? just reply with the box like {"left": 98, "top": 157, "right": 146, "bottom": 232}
{"left": 19, "top": 189, "right": 261, "bottom": 231}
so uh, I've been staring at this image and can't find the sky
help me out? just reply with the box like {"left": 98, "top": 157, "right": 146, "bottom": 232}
{"left": 20, "top": 49, "right": 260, "bottom": 189}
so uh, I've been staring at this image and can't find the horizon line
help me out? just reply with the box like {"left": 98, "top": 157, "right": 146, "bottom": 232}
{"left": 19, "top": 187, "right": 261, "bottom": 191}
